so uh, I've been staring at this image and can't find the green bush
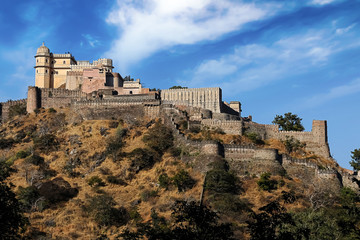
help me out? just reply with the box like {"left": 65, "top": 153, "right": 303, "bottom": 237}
{"left": 16, "top": 150, "right": 31, "bottom": 159}
{"left": 33, "top": 134, "right": 58, "bottom": 153}
{"left": 48, "top": 108, "right": 57, "bottom": 113}
{"left": 143, "top": 121, "right": 174, "bottom": 154}
{"left": 205, "top": 169, "right": 239, "bottom": 194}
{"left": 158, "top": 173, "right": 171, "bottom": 189}
{"left": 172, "top": 169, "right": 195, "bottom": 192}
{"left": 129, "top": 148, "right": 157, "bottom": 172}
{"left": 83, "top": 194, "right": 128, "bottom": 227}
{"left": 17, "top": 186, "right": 41, "bottom": 211}
{"left": 106, "top": 175, "right": 127, "bottom": 185}
{"left": 105, "top": 127, "right": 127, "bottom": 161}
{"left": 140, "top": 189, "right": 158, "bottom": 202}
{"left": 282, "top": 136, "right": 305, "bottom": 154}
{"left": 24, "top": 154, "right": 44, "bottom": 166}
{"left": 257, "top": 172, "right": 278, "bottom": 191}
{"left": 87, "top": 176, "right": 106, "bottom": 187}
{"left": 245, "top": 132, "right": 264, "bottom": 145}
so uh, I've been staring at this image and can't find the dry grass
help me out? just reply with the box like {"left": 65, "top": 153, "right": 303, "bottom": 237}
{"left": 1, "top": 109, "right": 205, "bottom": 239}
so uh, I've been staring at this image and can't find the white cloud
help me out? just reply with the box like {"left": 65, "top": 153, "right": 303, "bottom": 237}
{"left": 182, "top": 31, "right": 335, "bottom": 91}
{"left": 311, "top": 0, "right": 336, "bottom": 5}
{"left": 105, "top": 0, "right": 274, "bottom": 71}
{"left": 82, "top": 34, "right": 100, "bottom": 48}
{"left": 336, "top": 23, "right": 357, "bottom": 35}
{"left": 179, "top": 24, "right": 360, "bottom": 96}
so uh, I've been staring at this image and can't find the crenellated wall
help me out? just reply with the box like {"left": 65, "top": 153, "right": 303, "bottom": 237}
{"left": 201, "top": 119, "right": 243, "bottom": 135}
{"left": 0, "top": 99, "right": 27, "bottom": 122}
{"left": 161, "top": 87, "right": 222, "bottom": 113}
{"left": 241, "top": 120, "right": 331, "bottom": 158}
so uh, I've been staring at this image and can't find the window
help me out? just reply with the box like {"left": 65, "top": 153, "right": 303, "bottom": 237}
{"left": 46, "top": 59, "right": 48, "bottom": 63}
{"left": 37, "top": 59, "right": 38, "bottom": 63}
{"left": 63, "top": 61, "right": 66, "bottom": 64}
{"left": 45, "top": 70, "right": 48, "bottom": 73}
{"left": 130, "top": 91, "right": 133, "bottom": 94}
{"left": 36, "top": 70, "right": 38, "bottom": 73}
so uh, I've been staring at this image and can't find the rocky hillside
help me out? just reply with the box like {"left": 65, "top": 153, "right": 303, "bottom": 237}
{"left": 1, "top": 107, "right": 359, "bottom": 239}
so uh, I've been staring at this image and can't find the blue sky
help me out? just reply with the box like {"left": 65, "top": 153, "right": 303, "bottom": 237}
{"left": 0, "top": 0, "right": 359, "bottom": 169}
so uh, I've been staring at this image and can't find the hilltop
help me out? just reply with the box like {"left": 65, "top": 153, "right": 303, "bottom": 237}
{"left": 1, "top": 106, "right": 359, "bottom": 239}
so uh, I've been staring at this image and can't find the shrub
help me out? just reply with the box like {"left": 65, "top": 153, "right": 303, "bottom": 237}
{"left": 129, "top": 207, "right": 142, "bottom": 223}
{"left": 106, "top": 175, "right": 127, "bottom": 186}
{"left": 172, "top": 169, "right": 195, "bottom": 192}
{"left": 140, "top": 189, "right": 158, "bottom": 202}
{"left": 257, "top": 172, "right": 278, "bottom": 191}
{"left": 83, "top": 194, "right": 128, "bottom": 227}
{"left": 17, "top": 186, "right": 41, "bottom": 211}
{"left": 158, "top": 173, "right": 171, "bottom": 189}
{"left": 105, "top": 128, "right": 127, "bottom": 161}
{"left": 170, "top": 147, "right": 182, "bottom": 157}
{"left": 245, "top": 132, "right": 264, "bottom": 145}
{"left": 24, "top": 154, "right": 44, "bottom": 166}
{"left": 129, "top": 148, "right": 157, "bottom": 172}
{"left": 205, "top": 169, "right": 239, "bottom": 194}
{"left": 142, "top": 121, "right": 174, "bottom": 154}
{"left": 88, "top": 176, "right": 106, "bottom": 187}
{"left": 282, "top": 136, "right": 305, "bottom": 154}
{"left": 33, "top": 134, "right": 58, "bottom": 153}
{"left": 0, "top": 138, "right": 15, "bottom": 149}
{"left": 48, "top": 108, "right": 56, "bottom": 113}
{"left": 16, "top": 150, "right": 31, "bottom": 159}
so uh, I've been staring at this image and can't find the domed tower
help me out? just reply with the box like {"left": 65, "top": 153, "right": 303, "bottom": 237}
{"left": 34, "top": 42, "right": 52, "bottom": 88}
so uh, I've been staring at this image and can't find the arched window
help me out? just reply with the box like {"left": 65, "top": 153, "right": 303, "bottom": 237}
{"left": 46, "top": 59, "right": 48, "bottom": 63}
{"left": 45, "top": 70, "right": 48, "bottom": 73}
{"left": 63, "top": 61, "right": 66, "bottom": 64}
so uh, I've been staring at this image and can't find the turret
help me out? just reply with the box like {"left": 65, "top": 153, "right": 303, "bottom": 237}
{"left": 34, "top": 42, "right": 52, "bottom": 88}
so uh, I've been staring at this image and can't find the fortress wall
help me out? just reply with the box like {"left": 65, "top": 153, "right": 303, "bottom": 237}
{"left": 40, "top": 88, "right": 87, "bottom": 109}
{"left": 73, "top": 104, "right": 145, "bottom": 121}
{"left": 0, "top": 99, "right": 27, "bottom": 122}
{"left": 244, "top": 120, "right": 330, "bottom": 158}
{"left": 201, "top": 119, "right": 243, "bottom": 135}
{"left": 161, "top": 87, "right": 222, "bottom": 113}
{"left": 223, "top": 144, "right": 283, "bottom": 175}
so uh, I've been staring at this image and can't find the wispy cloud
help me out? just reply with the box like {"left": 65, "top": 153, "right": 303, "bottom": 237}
{"left": 310, "top": 0, "right": 337, "bottom": 5}
{"left": 82, "top": 34, "right": 101, "bottom": 48}
{"left": 178, "top": 21, "right": 359, "bottom": 96}
{"left": 336, "top": 23, "right": 357, "bottom": 35}
{"left": 105, "top": 0, "right": 277, "bottom": 71}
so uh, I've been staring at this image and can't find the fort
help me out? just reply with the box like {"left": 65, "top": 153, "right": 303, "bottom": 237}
{"left": 0, "top": 43, "right": 331, "bottom": 160}
{"left": 1, "top": 43, "right": 360, "bottom": 191}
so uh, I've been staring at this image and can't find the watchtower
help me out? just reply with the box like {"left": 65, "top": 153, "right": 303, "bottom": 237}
{"left": 34, "top": 42, "right": 52, "bottom": 88}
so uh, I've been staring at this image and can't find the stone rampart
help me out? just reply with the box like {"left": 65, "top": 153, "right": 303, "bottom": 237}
{"left": 0, "top": 99, "right": 27, "bottom": 122}
{"left": 243, "top": 120, "right": 330, "bottom": 158}
{"left": 40, "top": 88, "right": 87, "bottom": 109}
{"left": 161, "top": 87, "right": 222, "bottom": 113}
{"left": 201, "top": 119, "right": 243, "bottom": 135}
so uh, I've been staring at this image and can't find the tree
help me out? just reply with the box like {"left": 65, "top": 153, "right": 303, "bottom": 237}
{"left": 119, "top": 201, "right": 235, "bottom": 240}
{"left": 272, "top": 112, "right": 304, "bottom": 131}
{"left": 350, "top": 148, "right": 360, "bottom": 171}
{"left": 0, "top": 161, "right": 28, "bottom": 239}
